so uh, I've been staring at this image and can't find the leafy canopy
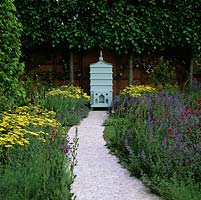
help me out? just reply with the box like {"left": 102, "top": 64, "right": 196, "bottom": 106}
{"left": 15, "top": 0, "right": 201, "bottom": 55}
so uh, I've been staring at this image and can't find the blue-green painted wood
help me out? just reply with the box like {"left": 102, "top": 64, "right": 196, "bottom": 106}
{"left": 90, "top": 73, "right": 112, "bottom": 79}
{"left": 90, "top": 52, "right": 113, "bottom": 108}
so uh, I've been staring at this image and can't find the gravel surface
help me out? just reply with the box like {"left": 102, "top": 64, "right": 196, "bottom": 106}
{"left": 67, "top": 111, "right": 160, "bottom": 200}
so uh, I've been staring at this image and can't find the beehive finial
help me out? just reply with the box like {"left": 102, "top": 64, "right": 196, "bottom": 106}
{"left": 99, "top": 50, "right": 103, "bottom": 61}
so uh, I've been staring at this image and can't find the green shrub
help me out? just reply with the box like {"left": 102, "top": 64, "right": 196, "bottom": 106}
{"left": 0, "top": 0, "right": 26, "bottom": 111}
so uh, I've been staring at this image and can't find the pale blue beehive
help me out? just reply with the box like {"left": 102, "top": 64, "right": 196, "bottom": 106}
{"left": 90, "top": 51, "right": 113, "bottom": 108}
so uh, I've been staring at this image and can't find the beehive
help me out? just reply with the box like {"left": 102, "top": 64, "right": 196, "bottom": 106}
{"left": 90, "top": 51, "right": 113, "bottom": 108}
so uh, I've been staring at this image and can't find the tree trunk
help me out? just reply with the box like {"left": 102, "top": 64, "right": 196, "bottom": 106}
{"left": 128, "top": 55, "right": 133, "bottom": 85}
{"left": 69, "top": 51, "right": 74, "bottom": 85}
{"left": 189, "top": 52, "right": 194, "bottom": 88}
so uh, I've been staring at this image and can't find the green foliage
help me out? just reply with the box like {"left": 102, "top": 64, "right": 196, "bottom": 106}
{"left": 15, "top": 0, "right": 60, "bottom": 46}
{"left": 149, "top": 177, "right": 201, "bottom": 200}
{"left": 15, "top": 0, "right": 201, "bottom": 55}
{"left": 194, "top": 54, "right": 201, "bottom": 74}
{"left": 148, "top": 57, "right": 177, "bottom": 86}
{"left": 0, "top": 0, "right": 26, "bottom": 111}
{"left": 184, "top": 79, "right": 201, "bottom": 106}
{"left": 156, "top": 83, "right": 179, "bottom": 94}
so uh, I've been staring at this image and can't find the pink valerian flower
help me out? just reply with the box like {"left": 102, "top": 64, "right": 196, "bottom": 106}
{"left": 181, "top": 112, "right": 186, "bottom": 118}
{"left": 181, "top": 105, "right": 196, "bottom": 119}
{"left": 167, "top": 128, "right": 174, "bottom": 138}
{"left": 191, "top": 109, "right": 195, "bottom": 114}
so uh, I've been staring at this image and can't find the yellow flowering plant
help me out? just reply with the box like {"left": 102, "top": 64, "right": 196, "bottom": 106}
{"left": 42, "top": 85, "right": 90, "bottom": 126}
{"left": 0, "top": 105, "right": 60, "bottom": 150}
{"left": 0, "top": 83, "right": 88, "bottom": 199}
{"left": 109, "top": 85, "right": 156, "bottom": 115}
{"left": 46, "top": 85, "right": 90, "bottom": 100}
{"left": 121, "top": 85, "right": 156, "bottom": 97}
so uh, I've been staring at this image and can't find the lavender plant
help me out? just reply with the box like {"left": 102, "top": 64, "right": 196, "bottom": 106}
{"left": 104, "top": 88, "right": 201, "bottom": 199}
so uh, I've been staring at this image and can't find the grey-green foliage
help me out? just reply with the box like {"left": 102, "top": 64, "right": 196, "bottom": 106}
{"left": 0, "top": 0, "right": 26, "bottom": 110}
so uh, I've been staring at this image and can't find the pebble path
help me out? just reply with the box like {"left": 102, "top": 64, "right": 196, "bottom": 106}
{"left": 67, "top": 111, "right": 160, "bottom": 200}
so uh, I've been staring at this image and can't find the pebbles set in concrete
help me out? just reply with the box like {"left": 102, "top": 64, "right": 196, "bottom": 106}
{"left": 67, "top": 111, "right": 160, "bottom": 200}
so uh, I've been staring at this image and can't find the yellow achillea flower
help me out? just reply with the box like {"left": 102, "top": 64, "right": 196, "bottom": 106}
{"left": 121, "top": 85, "right": 156, "bottom": 97}
{"left": 37, "top": 137, "right": 46, "bottom": 143}
{"left": 0, "top": 106, "right": 59, "bottom": 149}
{"left": 5, "top": 144, "right": 12, "bottom": 148}
{"left": 46, "top": 85, "right": 90, "bottom": 100}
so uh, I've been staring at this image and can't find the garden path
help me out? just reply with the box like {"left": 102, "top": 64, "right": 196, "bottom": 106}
{"left": 68, "top": 111, "right": 160, "bottom": 200}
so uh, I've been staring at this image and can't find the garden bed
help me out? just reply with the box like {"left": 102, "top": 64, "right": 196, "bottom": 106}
{"left": 104, "top": 84, "right": 201, "bottom": 200}
{"left": 0, "top": 85, "right": 89, "bottom": 199}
